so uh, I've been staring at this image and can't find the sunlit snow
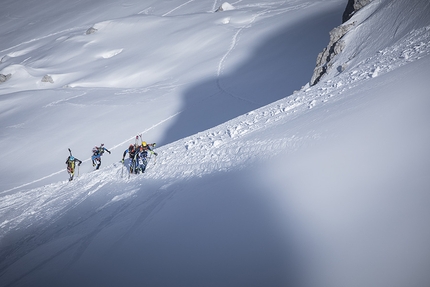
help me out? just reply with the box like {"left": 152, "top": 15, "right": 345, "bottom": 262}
{"left": 1, "top": 0, "right": 430, "bottom": 286}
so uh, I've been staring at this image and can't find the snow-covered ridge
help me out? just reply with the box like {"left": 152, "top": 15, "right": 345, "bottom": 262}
{"left": 311, "top": 0, "right": 430, "bottom": 85}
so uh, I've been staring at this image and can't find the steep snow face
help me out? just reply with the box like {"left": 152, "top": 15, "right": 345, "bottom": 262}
{"left": 328, "top": 0, "right": 430, "bottom": 78}
{"left": 312, "top": 0, "right": 430, "bottom": 85}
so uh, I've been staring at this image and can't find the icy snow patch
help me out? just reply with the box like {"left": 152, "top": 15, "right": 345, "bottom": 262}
{"left": 101, "top": 48, "right": 123, "bottom": 59}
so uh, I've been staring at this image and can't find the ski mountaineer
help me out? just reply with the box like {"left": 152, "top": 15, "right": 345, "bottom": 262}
{"left": 135, "top": 141, "right": 157, "bottom": 174}
{"left": 91, "top": 143, "right": 111, "bottom": 170}
{"left": 136, "top": 145, "right": 148, "bottom": 173}
{"left": 122, "top": 144, "right": 138, "bottom": 174}
{"left": 65, "top": 155, "right": 82, "bottom": 181}
{"left": 135, "top": 134, "right": 157, "bottom": 157}
{"left": 140, "top": 141, "right": 157, "bottom": 156}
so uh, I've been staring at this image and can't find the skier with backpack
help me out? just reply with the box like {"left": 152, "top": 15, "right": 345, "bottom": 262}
{"left": 122, "top": 136, "right": 158, "bottom": 175}
{"left": 91, "top": 143, "right": 111, "bottom": 170}
{"left": 135, "top": 145, "right": 148, "bottom": 174}
{"left": 135, "top": 141, "right": 158, "bottom": 174}
{"left": 140, "top": 141, "right": 157, "bottom": 155}
{"left": 66, "top": 149, "right": 82, "bottom": 181}
{"left": 122, "top": 144, "right": 138, "bottom": 174}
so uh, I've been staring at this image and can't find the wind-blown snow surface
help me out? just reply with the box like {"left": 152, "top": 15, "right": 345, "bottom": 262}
{"left": 1, "top": 0, "right": 430, "bottom": 286}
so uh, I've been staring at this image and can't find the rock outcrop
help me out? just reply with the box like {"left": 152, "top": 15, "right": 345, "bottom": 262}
{"left": 310, "top": 21, "right": 356, "bottom": 86}
{"left": 215, "top": 2, "right": 235, "bottom": 12}
{"left": 342, "top": 0, "right": 372, "bottom": 23}
{"left": 86, "top": 27, "right": 98, "bottom": 35}
{"left": 41, "top": 74, "right": 54, "bottom": 83}
{"left": 310, "top": 0, "right": 373, "bottom": 86}
{"left": 0, "top": 73, "right": 11, "bottom": 83}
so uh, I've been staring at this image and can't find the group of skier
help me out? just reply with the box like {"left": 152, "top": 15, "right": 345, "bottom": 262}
{"left": 65, "top": 138, "right": 157, "bottom": 181}
{"left": 122, "top": 141, "right": 157, "bottom": 174}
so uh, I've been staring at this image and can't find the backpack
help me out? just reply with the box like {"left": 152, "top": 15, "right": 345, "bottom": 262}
{"left": 67, "top": 158, "right": 75, "bottom": 171}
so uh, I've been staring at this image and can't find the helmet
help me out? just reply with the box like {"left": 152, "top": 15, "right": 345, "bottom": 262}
{"left": 70, "top": 156, "right": 74, "bottom": 161}
{"left": 101, "top": 143, "right": 104, "bottom": 146}
{"left": 142, "top": 141, "right": 147, "bottom": 146}
{"left": 129, "top": 144, "right": 134, "bottom": 150}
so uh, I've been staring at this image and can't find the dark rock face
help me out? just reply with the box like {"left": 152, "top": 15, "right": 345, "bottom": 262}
{"left": 310, "top": 22, "right": 355, "bottom": 85}
{"left": 342, "top": 0, "right": 356, "bottom": 23}
{"left": 310, "top": 0, "right": 373, "bottom": 86}
{"left": 342, "top": 0, "right": 372, "bottom": 23}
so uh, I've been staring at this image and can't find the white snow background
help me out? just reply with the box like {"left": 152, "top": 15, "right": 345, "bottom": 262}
{"left": 1, "top": 0, "right": 430, "bottom": 286}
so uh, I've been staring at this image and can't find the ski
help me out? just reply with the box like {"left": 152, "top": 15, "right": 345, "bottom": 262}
{"left": 67, "top": 148, "right": 74, "bottom": 181}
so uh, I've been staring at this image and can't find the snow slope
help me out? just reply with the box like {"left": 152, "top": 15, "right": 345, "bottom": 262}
{"left": 0, "top": 0, "right": 344, "bottom": 192}
{"left": 1, "top": 0, "right": 430, "bottom": 286}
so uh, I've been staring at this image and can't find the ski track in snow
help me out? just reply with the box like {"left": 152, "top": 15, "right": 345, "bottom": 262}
{"left": 162, "top": 0, "right": 196, "bottom": 16}
{"left": 43, "top": 92, "right": 87, "bottom": 107}
{"left": 211, "top": 0, "right": 220, "bottom": 12}
{"left": 215, "top": 1, "right": 315, "bottom": 103}
{"left": 0, "top": 26, "right": 87, "bottom": 55}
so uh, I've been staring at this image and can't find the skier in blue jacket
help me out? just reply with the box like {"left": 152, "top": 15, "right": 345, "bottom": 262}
{"left": 122, "top": 144, "right": 138, "bottom": 174}
{"left": 91, "top": 143, "right": 111, "bottom": 170}
{"left": 136, "top": 141, "right": 157, "bottom": 174}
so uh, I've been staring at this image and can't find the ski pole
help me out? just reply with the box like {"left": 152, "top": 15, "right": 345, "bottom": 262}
{"left": 121, "top": 160, "right": 124, "bottom": 178}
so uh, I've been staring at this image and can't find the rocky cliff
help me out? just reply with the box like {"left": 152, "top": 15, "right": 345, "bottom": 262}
{"left": 342, "top": 0, "right": 372, "bottom": 23}
{"left": 310, "top": 0, "right": 373, "bottom": 86}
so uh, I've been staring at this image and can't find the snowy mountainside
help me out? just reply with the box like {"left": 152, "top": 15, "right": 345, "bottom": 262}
{"left": 2, "top": 3, "right": 429, "bottom": 234}
{"left": 1, "top": 0, "right": 430, "bottom": 286}
{"left": 0, "top": 0, "right": 344, "bottom": 192}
